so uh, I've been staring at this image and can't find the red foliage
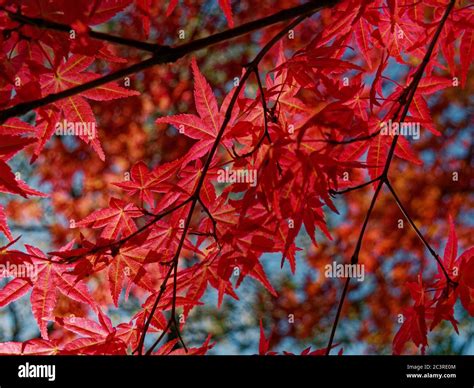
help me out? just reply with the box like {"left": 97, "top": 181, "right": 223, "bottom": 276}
{"left": 0, "top": 0, "right": 472, "bottom": 355}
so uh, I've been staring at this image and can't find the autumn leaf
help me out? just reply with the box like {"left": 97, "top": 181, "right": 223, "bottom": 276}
{"left": 37, "top": 54, "right": 139, "bottom": 160}
{"left": 76, "top": 198, "right": 143, "bottom": 240}
{"left": 0, "top": 204, "right": 12, "bottom": 241}
{"left": 17, "top": 245, "right": 97, "bottom": 339}
{"left": 0, "top": 0, "right": 471, "bottom": 358}
{"left": 156, "top": 57, "right": 232, "bottom": 166}
{"left": 0, "top": 159, "right": 47, "bottom": 198}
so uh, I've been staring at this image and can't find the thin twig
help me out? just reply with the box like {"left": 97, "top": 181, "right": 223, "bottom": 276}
{"left": 329, "top": 176, "right": 382, "bottom": 196}
{"left": 385, "top": 179, "right": 457, "bottom": 285}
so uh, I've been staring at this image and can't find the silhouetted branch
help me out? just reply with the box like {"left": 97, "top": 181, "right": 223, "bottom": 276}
{"left": 0, "top": 0, "right": 340, "bottom": 123}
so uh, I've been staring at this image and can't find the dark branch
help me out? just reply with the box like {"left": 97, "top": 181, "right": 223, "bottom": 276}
{"left": 329, "top": 177, "right": 382, "bottom": 196}
{"left": 2, "top": 8, "right": 165, "bottom": 52}
{"left": 0, "top": 0, "right": 340, "bottom": 124}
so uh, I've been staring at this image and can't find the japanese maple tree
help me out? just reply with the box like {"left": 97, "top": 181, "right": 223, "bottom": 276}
{"left": 0, "top": 0, "right": 472, "bottom": 356}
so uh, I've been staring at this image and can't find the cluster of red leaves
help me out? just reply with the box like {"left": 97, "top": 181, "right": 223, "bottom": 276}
{"left": 0, "top": 0, "right": 472, "bottom": 355}
{"left": 393, "top": 217, "right": 474, "bottom": 354}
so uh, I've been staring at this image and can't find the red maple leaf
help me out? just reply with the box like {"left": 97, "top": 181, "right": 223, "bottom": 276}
{"left": 76, "top": 197, "right": 144, "bottom": 240}
{"left": 156, "top": 58, "right": 233, "bottom": 166}
{"left": 37, "top": 55, "right": 139, "bottom": 160}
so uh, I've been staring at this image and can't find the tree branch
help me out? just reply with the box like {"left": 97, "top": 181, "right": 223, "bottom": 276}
{"left": 1, "top": 7, "right": 165, "bottom": 52}
{"left": 0, "top": 0, "right": 339, "bottom": 124}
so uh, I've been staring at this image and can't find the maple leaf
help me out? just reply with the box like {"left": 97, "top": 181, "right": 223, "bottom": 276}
{"left": 59, "top": 309, "right": 129, "bottom": 355}
{"left": 156, "top": 58, "right": 232, "bottom": 166}
{"left": 165, "top": 0, "right": 179, "bottom": 16}
{"left": 0, "top": 204, "right": 12, "bottom": 241}
{"left": 409, "top": 95, "right": 441, "bottom": 136}
{"left": 377, "top": 6, "right": 426, "bottom": 63}
{"left": 0, "top": 0, "right": 471, "bottom": 357}
{"left": 0, "top": 277, "right": 32, "bottom": 308}
{"left": 393, "top": 306, "right": 427, "bottom": 355}
{"left": 107, "top": 243, "right": 161, "bottom": 306}
{"left": 114, "top": 161, "right": 154, "bottom": 207}
{"left": 392, "top": 277, "right": 429, "bottom": 355}
{"left": 458, "top": 248, "right": 474, "bottom": 316}
{"left": 460, "top": 28, "right": 473, "bottom": 87}
{"left": 439, "top": 216, "right": 474, "bottom": 317}
{"left": 441, "top": 215, "right": 458, "bottom": 273}
{"left": 40, "top": 56, "right": 137, "bottom": 100}
{"left": 8, "top": 244, "right": 97, "bottom": 339}
{"left": 218, "top": 0, "right": 234, "bottom": 28}
{"left": 153, "top": 335, "right": 214, "bottom": 355}
{"left": 37, "top": 54, "right": 139, "bottom": 160}
{"left": 173, "top": 259, "right": 238, "bottom": 319}
{"left": 135, "top": 0, "right": 152, "bottom": 37}
{"left": 0, "top": 159, "right": 47, "bottom": 198}
{"left": 0, "top": 135, "right": 36, "bottom": 161}
{"left": 281, "top": 344, "right": 342, "bottom": 356}
{"left": 366, "top": 122, "right": 422, "bottom": 181}
{"left": 59, "top": 96, "right": 106, "bottom": 160}
{"left": 113, "top": 160, "right": 176, "bottom": 207}
{"left": 258, "top": 320, "right": 277, "bottom": 355}
{"left": 0, "top": 118, "right": 36, "bottom": 136}
{"left": 353, "top": 13, "right": 373, "bottom": 69}
{"left": 31, "top": 109, "right": 60, "bottom": 163}
{"left": 87, "top": 0, "right": 134, "bottom": 25}
{"left": 0, "top": 339, "right": 59, "bottom": 355}
{"left": 171, "top": 334, "right": 215, "bottom": 355}
{"left": 76, "top": 197, "right": 143, "bottom": 240}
